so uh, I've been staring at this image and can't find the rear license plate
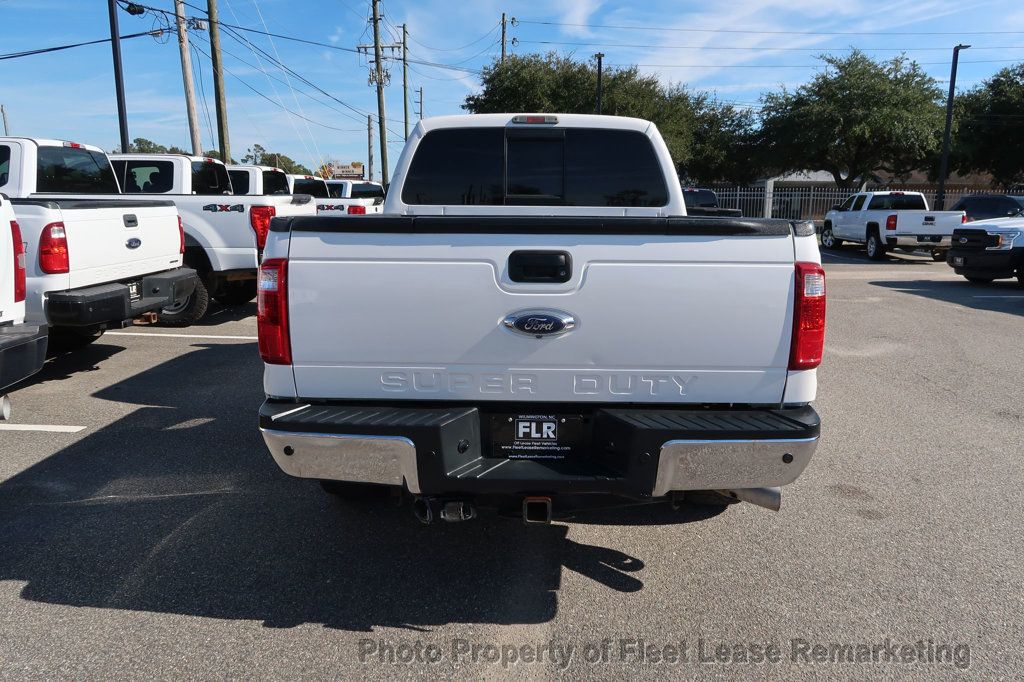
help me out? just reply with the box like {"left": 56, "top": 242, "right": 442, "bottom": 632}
{"left": 952, "top": 256, "right": 965, "bottom": 267}
{"left": 489, "top": 414, "right": 584, "bottom": 460}
{"left": 127, "top": 281, "right": 142, "bottom": 301}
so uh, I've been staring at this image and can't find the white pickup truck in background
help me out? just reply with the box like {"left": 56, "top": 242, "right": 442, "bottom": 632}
{"left": 320, "top": 179, "right": 385, "bottom": 215}
{"left": 109, "top": 154, "right": 315, "bottom": 325}
{"left": 257, "top": 113, "right": 825, "bottom": 525}
{"left": 286, "top": 174, "right": 329, "bottom": 202}
{"left": 0, "top": 138, "right": 197, "bottom": 347}
{"left": 821, "top": 191, "right": 966, "bottom": 261}
{"left": 225, "top": 164, "right": 290, "bottom": 196}
{"left": 0, "top": 193, "right": 47, "bottom": 418}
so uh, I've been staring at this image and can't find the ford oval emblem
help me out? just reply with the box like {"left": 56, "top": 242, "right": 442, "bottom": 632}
{"left": 503, "top": 309, "right": 576, "bottom": 338}
{"left": 126, "top": 237, "right": 142, "bottom": 250}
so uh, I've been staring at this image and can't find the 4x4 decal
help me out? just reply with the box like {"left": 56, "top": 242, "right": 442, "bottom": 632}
{"left": 202, "top": 203, "right": 245, "bottom": 213}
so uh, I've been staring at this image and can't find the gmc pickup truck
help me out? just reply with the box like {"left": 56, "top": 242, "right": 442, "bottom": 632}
{"left": 109, "top": 154, "right": 316, "bottom": 325}
{"left": 947, "top": 216, "right": 1024, "bottom": 285}
{"left": 258, "top": 114, "right": 825, "bottom": 524}
{"left": 822, "top": 191, "right": 965, "bottom": 261}
{"left": 225, "top": 164, "right": 290, "bottom": 196}
{"left": 0, "top": 194, "right": 47, "bottom": 417}
{"left": 0, "top": 138, "right": 197, "bottom": 347}
{"left": 320, "top": 179, "right": 385, "bottom": 215}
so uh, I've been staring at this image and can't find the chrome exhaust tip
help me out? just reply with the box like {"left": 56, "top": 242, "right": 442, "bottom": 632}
{"left": 440, "top": 501, "right": 476, "bottom": 522}
{"left": 724, "top": 487, "right": 782, "bottom": 512}
{"left": 0, "top": 394, "right": 11, "bottom": 421}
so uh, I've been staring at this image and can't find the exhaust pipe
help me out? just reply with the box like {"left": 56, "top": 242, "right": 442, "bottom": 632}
{"left": 522, "top": 496, "right": 553, "bottom": 524}
{"left": 0, "top": 394, "right": 11, "bottom": 421}
{"left": 412, "top": 497, "right": 434, "bottom": 524}
{"left": 724, "top": 487, "right": 782, "bottom": 512}
{"left": 440, "top": 501, "right": 476, "bottom": 522}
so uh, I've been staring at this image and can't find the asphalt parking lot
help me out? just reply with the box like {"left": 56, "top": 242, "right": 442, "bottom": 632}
{"left": 1, "top": 246, "right": 1021, "bottom": 679}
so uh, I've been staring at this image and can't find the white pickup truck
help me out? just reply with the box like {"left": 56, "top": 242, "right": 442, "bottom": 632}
{"left": 286, "top": 174, "right": 329, "bottom": 202}
{"left": 0, "top": 138, "right": 197, "bottom": 347}
{"left": 0, "top": 194, "right": 47, "bottom": 417}
{"left": 821, "top": 191, "right": 965, "bottom": 261}
{"left": 109, "top": 154, "right": 316, "bottom": 325}
{"left": 257, "top": 114, "right": 825, "bottom": 524}
{"left": 320, "top": 179, "right": 385, "bottom": 215}
{"left": 225, "top": 164, "right": 291, "bottom": 196}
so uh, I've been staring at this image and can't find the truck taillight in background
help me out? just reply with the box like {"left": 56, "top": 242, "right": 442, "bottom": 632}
{"left": 38, "top": 222, "right": 69, "bottom": 274}
{"left": 178, "top": 216, "right": 186, "bottom": 254}
{"left": 250, "top": 206, "right": 276, "bottom": 249}
{"left": 347, "top": 205, "right": 366, "bottom": 215}
{"left": 885, "top": 214, "right": 898, "bottom": 231}
{"left": 789, "top": 262, "right": 826, "bottom": 371}
{"left": 10, "top": 221, "right": 26, "bottom": 302}
{"left": 257, "top": 258, "right": 290, "bottom": 364}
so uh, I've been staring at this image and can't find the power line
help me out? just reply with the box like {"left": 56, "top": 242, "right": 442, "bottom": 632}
{"left": 404, "top": 21, "right": 501, "bottom": 52}
{"left": 513, "top": 18, "right": 1024, "bottom": 36}
{"left": 515, "top": 39, "right": 1024, "bottom": 52}
{"left": 609, "top": 59, "right": 1024, "bottom": 69}
{"left": 0, "top": 29, "right": 162, "bottom": 61}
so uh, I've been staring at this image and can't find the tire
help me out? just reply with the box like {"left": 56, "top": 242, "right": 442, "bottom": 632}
{"left": 865, "top": 230, "right": 887, "bottom": 261}
{"left": 1017, "top": 268, "right": 1024, "bottom": 287}
{"left": 931, "top": 249, "right": 947, "bottom": 262}
{"left": 213, "top": 280, "right": 257, "bottom": 306}
{"left": 158, "top": 276, "right": 209, "bottom": 327}
{"left": 48, "top": 327, "right": 104, "bottom": 352}
{"left": 965, "top": 276, "right": 994, "bottom": 284}
{"left": 820, "top": 225, "right": 842, "bottom": 249}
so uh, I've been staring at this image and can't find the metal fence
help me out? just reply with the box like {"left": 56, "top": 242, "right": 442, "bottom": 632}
{"left": 710, "top": 186, "right": 993, "bottom": 222}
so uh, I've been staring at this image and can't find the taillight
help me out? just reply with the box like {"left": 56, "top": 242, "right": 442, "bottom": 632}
{"left": 885, "top": 214, "right": 897, "bottom": 231}
{"left": 257, "top": 258, "right": 290, "bottom": 364}
{"left": 250, "top": 205, "right": 276, "bottom": 249}
{"left": 38, "top": 222, "right": 69, "bottom": 274}
{"left": 178, "top": 215, "right": 186, "bottom": 254}
{"left": 961, "top": 213, "right": 968, "bottom": 224}
{"left": 10, "top": 221, "right": 26, "bottom": 302}
{"left": 347, "top": 205, "right": 367, "bottom": 215}
{"left": 789, "top": 262, "right": 826, "bottom": 371}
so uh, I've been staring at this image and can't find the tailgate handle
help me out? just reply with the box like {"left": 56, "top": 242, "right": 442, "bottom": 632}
{"left": 123, "top": 214, "right": 139, "bottom": 228}
{"left": 508, "top": 250, "right": 571, "bottom": 283}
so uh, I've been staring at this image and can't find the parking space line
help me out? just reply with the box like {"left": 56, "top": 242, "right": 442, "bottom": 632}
{"left": 106, "top": 331, "right": 258, "bottom": 340}
{"left": 0, "top": 424, "right": 86, "bottom": 433}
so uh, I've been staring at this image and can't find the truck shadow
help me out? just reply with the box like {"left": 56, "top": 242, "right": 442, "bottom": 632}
{"left": 870, "top": 279, "right": 1024, "bottom": 317}
{"left": 0, "top": 343, "right": 715, "bottom": 630}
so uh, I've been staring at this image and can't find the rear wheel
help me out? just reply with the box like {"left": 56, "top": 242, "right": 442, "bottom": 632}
{"left": 213, "top": 280, "right": 257, "bottom": 306}
{"left": 820, "top": 225, "right": 842, "bottom": 249}
{"left": 865, "top": 231, "right": 887, "bottom": 261}
{"left": 931, "top": 249, "right": 947, "bottom": 262}
{"left": 158, "top": 277, "right": 209, "bottom": 327}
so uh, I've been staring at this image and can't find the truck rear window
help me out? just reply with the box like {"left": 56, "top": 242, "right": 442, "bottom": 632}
{"left": 327, "top": 182, "right": 349, "bottom": 198}
{"left": 351, "top": 182, "right": 385, "bottom": 200}
{"left": 228, "top": 169, "right": 250, "bottom": 195}
{"left": 36, "top": 146, "right": 119, "bottom": 194}
{"left": 263, "top": 171, "right": 289, "bottom": 195}
{"left": 867, "top": 194, "right": 927, "bottom": 210}
{"left": 191, "top": 161, "right": 231, "bottom": 195}
{"left": 401, "top": 127, "right": 668, "bottom": 207}
{"left": 115, "top": 160, "right": 175, "bottom": 193}
{"left": 292, "top": 178, "right": 329, "bottom": 198}
{"left": 682, "top": 189, "right": 718, "bottom": 208}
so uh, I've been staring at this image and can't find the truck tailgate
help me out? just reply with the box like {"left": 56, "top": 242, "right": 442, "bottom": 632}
{"left": 51, "top": 199, "right": 182, "bottom": 289}
{"left": 283, "top": 217, "right": 799, "bottom": 405}
{"left": 895, "top": 211, "right": 963, "bottom": 236}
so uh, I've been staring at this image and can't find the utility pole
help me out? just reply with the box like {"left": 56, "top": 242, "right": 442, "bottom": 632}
{"left": 594, "top": 52, "right": 605, "bottom": 115}
{"left": 0, "top": 105, "right": 9, "bottom": 136}
{"left": 106, "top": 0, "right": 130, "bottom": 152}
{"left": 174, "top": 0, "right": 202, "bottom": 155}
{"left": 402, "top": 23, "right": 409, "bottom": 140}
{"left": 367, "top": 114, "right": 375, "bottom": 182}
{"left": 207, "top": 0, "right": 230, "bottom": 162}
{"left": 370, "top": 0, "right": 389, "bottom": 186}
{"left": 936, "top": 44, "right": 970, "bottom": 210}
{"left": 417, "top": 87, "right": 424, "bottom": 119}
{"left": 501, "top": 13, "right": 507, "bottom": 62}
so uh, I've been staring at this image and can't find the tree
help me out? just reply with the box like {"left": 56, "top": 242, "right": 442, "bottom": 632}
{"left": 757, "top": 50, "right": 945, "bottom": 187}
{"left": 240, "top": 144, "right": 311, "bottom": 174}
{"left": 952, "top": 63, "right": 1024, "bottom": 188}
{"left": 463, "top": 53, "right": 758, "bottom": 184}
{"left": 124, "top": 137, "right": 188, "bottom": 155}
{"left": 202, "top": 149, "right": 236, "bottom": 164}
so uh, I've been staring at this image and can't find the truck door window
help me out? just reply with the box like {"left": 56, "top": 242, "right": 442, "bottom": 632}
{"left": 121, "top": 161, "right": 174, "bottom": 193}
{"left": 191, "top": 160, "right": 231, "bottom": 195}
{"left": 262, "top": 171, "right": 289, "bottom": 195}
{"left": 228, "top": 170, "right": 250, "bottom": 195}
{"left": 0, "top": 145, "right": 9, "bottom": 187}
{"left": 35, "top": 146, "right": 119, "bottom": 194}
{"left": 836, "top": 195, "right": 856, "bottom": 211}
{"left": 851, "top": 195, "right": 866, "bottom": 211}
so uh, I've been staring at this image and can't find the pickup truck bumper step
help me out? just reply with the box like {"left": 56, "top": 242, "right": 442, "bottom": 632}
{"left": 0, "top": 323, "right": 48, "bottom": 393}
{"left": 46, "top": 267, "right": 198, "bottom": 327}
{"left": 259, "top": 401, "right": 820, "bottom": 498}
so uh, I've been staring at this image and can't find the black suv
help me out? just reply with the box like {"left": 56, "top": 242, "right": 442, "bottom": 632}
{"left": 950, "top": 194, "right": 1024, "bottom": 222}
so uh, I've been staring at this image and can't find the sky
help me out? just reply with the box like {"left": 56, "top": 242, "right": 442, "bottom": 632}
{"left": 1, "top": 0, "right": 1022, "bottom": 180}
